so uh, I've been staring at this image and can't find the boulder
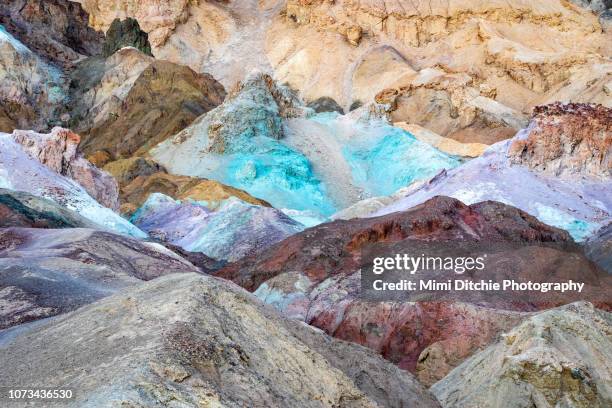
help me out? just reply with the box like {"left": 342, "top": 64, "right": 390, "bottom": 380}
{"left": 307, "top": 96, "right": 344, "bottom": 114}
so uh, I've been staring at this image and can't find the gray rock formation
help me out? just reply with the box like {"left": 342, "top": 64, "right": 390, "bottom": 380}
{"left": 0, "top": 189, "right": 97, "bottom": 229}
{"left": 0, "top": 273, "right": 441, "bottom": 408}
{"left": 432, "top": 302, "right": 612, "bottom": 408}
{"left": 0, "top": 228, "right": 200, "bottom": 330}
{"left": 307, "top": 97, "right": 344, "bottom": 114}
{"left": 585, "top": 223, "right": 612, "bottom": 273}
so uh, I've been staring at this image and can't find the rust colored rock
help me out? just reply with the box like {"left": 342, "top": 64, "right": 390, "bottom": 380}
{"left": 10, "top": 127, "right": 120, "bottom": 210}
{"left": 217, "top": 196, "right": 610, "bottom": 383}
{"left": 346, "top": 25, "right": 363, "bottom": 46}
{"left": 375, "top": 88, "right": 399, "bottom": 110}
{"left": 508, "top": 103, "right": 611, "bottom": 179}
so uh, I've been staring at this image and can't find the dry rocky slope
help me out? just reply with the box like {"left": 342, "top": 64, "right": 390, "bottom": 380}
{"left": 74, "top": 0, "right": 611, "bottom": 144}
{"left": 0, "top": 0, "right": 103, "bottom": 68}
{"left": 0, "top": 227, "right": 202, "bottom": 330}
{"left": 218, "top": 195, "right": 611, "bottom": 385}
{"left": 0, "top": 273, "right": 441, "bottom": 408}
{"left": 432, "top": 302, "right": 612, "bottom": 408}
{"left": 67, "top": 48, "right": 226, "bottom": 160}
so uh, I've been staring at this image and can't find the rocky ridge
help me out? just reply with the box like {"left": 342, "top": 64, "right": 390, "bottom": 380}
{"left": 131, "top": 193, "right": 304, "bottom": 262}
{"left": 432, "top": 302, "right": 612, "bottom": 408}
{"left": 0, "top": 227, "right": 200, "bottom": 330}
{"left": 218, "top": 196, "right": 610, "bottom": 384}
{"left": 0, "top": 273, "right": 441, "bottom": 408}
{"left": 373, "top": 103, "right": 612, "bottom": 241}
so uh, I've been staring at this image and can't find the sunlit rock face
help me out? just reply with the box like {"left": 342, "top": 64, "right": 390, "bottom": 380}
{"left": 75, "top": 0, "right": 611, "bottom": 104}
{"left": 131, "top": 193, "right": 304, "bottom": 262}
{"left": 10, "top": 127, "right": 120, "bottom": 211}
{"left": 373, "top": 103, "right": 612, "bottom": 241}
{"left": 152, "top": 74, "right": 460, "bottom": 219}
{"left": 217, "top": 196, "right": 610, "bottom": 384}
{"left": 507, "top": 103, "right": 611, "bottom": 179}
{"left": 0, "top": 132, "right": 145, "bottom": 238}
{"left": 0, "top": 24, "right": 66, "bottom": 132}
{"left": 66, "top": 48, "right": 226, "bottom": 160}
{"left": 0, "top": 273, "right": 441, "bottom": 408}
{"left": 432, "top": 302, "right": 612, "bottom": 408}
{"left": 0, "top": 227, "right": 201, "bottom": 330}
{"left": 102, "top": 157, "right": 271, "bottom": 216}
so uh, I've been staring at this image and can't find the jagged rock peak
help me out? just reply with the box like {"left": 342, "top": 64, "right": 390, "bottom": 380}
{"left": 227, "top": 73, "right": 310, "bottom": 120}
{"left": 102, "top": 17, "right": 152, "bottom": 57}
{"left": 508, "top": 103, "right": 611, "bottom": 179}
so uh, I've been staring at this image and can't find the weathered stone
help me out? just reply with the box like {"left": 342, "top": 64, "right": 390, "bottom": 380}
{"left": 102, "top": 17, "right": 152, "bottom": 57}
{"left": 307, "top": 96, "right": 344, "bottom": 114}
{"left": 432, "top": 302, "right": 612, "bottom": 408}
{"left": 10, "top": 127, "right": 120, "bottom": 210}
{"left": 0, "top": 189, "right": 97, "bottom": 229}
{"left": 0, "top": 227, "right": 201, "bottom": 330}
{"left": 0, "top": 273, "right": 441, "bottom": 407}
{"left": 0, "top": 0, "right": 103, "bottom": 68}
{"left": 68, "top": 49, "right": 226, "bottom": 159}
{"left": 508, "top": 103, "right": 611, "bottom": 179}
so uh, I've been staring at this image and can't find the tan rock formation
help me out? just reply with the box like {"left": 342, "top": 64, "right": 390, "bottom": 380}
{"left": 395, "top": 122, "right": 489, "bottom": 158}
{"left": 119, "top": 170, "right": 271, "bottom": 215}
{"left": 74, "top": 0, "right": 610, "bottom": 144}
{"left": 68, "top": 48, "right": 226, "bottom": 159}
{"left": 432, "top": 302, "right": 612, "bottom": 408}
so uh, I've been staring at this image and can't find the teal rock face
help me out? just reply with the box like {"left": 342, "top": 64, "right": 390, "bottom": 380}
{"left": 152, "top": 74, "right": 460, "bottom": 221}
{"left": 0, "top": 189, "right": 98, "bottom": 229}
